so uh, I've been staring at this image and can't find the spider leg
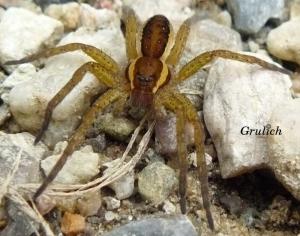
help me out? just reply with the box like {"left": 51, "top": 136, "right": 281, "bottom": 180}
{"left": 34, "top": 88, "right": 125, "bottom": 199}
{"left": 159, "top": 95, "right": 188, "bottom": 214}
{"left": 5, "top": 43, "right": 119, "bottom": 73}
{"left": 165, "top": 17, "right": 191, "bottom": 66}
{"left": 122, "top": 6, "right": 139, "bottom": 61}
{"left": 175, "top": 49, "right": 291, "bottom": 83}
{"left": 34, "top": 61, "right": 118, "bottom": 144}
{"left": 171, "top": 91, "right": 214, "bottom": 230}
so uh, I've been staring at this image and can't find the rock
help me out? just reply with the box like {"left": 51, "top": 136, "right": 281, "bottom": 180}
{"left": 76, "top": 191, "right": 102, "bottom": 217}
{"left": 45, "top": 2, "right": 81, "bottom": 31}
{"left": 226, "top": 0, "right": 284, "bottom": 34}
{"left": 203, "top": 53, "right": 292, "bottom": 178}
{"left": 61, "top": 212, "right": 85, "bottom": 236}
{"left": 155, "top": 113, "right": 194, "bottom": 156}
{"left": 45, "top": 3, "right": 119, "bottom": 31}
{"left": 96, "top": 113, "right": 136, "bottom": 141}
{"left": 0, "top": 64, "right": 37, "bottom": 104}
{"left": 178, "top": 19, "right": 242, "bottom": 109}
{"left": 267, "top": 18, "right": 300, "bottom": 65}
{"left": 103, "top": 196, "right": 120, "bottom": 210}
{"left": 101, "top": 215, "right": 198, "bottom": 236}
{"left": 108, "top": 170, "right": 135, "bottom": 200}
{"left": 267, "top": 99, "right": 300, "bottom": 200}
{"left": 41, "top": 143, "right": 100, "bottom": 184}
{"left": 0, "top": 0, "right": 41, "bottom": 13}
{"left": 1, "top": 201, "right": 39, "bottom": 236}
{"left": 86, "top": 133, "right": 107, "bottom": 153}
{"left": 104, "top": 211, "right": 118, "bottom": 222}
{"left": 215, "top": 10, "right": 232, "bottom": 28}
{"left": 162, "top": 200, "right": 176, "bottom": 214}
{"left": 144, "top": 148, "right": 165, "bottom": 164}
{"left": 0, "top": 8, "right": 63, "bottom": 71}
{"left": 0, "top": 132, "right": 48, "bottom": 184}
{"left": 290, "top": 0, "right": 300, "bottom": 19}
{"left": 35, "top": 0, "right": 75, "bottom": 8}
{"left": 0, "top": 104, "right": 10, "bottom": 126}
{"left": 124, "top": 0, "right": 193, "bottom": 28}
{"left": 138, "top": 162, "right": 178, "bottom": 204}
{"left": 9, "top": 26, "right": 126, "bottom": 147}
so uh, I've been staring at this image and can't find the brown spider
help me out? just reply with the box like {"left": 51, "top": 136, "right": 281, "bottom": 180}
{"left": 5, "top": 7, "right": 290, "bottom": 231}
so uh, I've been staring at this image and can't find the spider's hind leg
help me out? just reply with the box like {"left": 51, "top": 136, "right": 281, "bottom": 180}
{"left": 34, "top": 88, "right": 125, "bottom": 199}
{"left": 34, "top": 61, "right": 118, "bottom": 144}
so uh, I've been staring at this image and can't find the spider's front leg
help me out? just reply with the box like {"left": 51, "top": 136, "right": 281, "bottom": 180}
{"left": 156, "top": 90, "right": 214, "bottom": 230}
{"left": 33, "top": 61, "right": 118, "bottom": 144}
{"left": 5, "top": 42, "right": 120, "bottom": 73}
{"left": 34, "top": 88, "right": 126, "bottom": 199}
{"left": 174, "top": 49, "right": 291, "bottom": 84}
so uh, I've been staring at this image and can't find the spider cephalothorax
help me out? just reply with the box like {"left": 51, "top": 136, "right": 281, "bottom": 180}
{"left": 5, "top": 7, "right": 291, "bottom": 231}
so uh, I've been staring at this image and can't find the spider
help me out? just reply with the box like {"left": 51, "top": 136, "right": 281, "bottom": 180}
{"left": 5, "top": 7, "right": 290, "bottom": 231}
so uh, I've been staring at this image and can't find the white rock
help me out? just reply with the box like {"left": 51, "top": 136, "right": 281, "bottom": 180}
{"left": 178, "top": 19, "right": 243, "bottom": 109}
{"left": 0, "top": 64, "right": 36, "bottom": 102}
{"left": 267, "top": 18, "right": 300, "bottom": 65}
{"left": 268, "top": 99, "right": 300, "bottom": 200}
{"left": 204, "top": 54, "right": 292, "bottom": 178}
{"left": 45, "top": 3, "right": 119, "bottom": 31}
{"left": 41, "top": 143, "right": 100, "bottom": 184}
{"left": 0, "top": 104, "right": 10, "bottom": 126}
{"left": 9, "top": 27, "right": 126, "bottom": 147}
{"left": 108, "top": 170, "right": 135, "bottom": 200}
{"left": 0, "top": 8, "right": 63, "bottom": 70}
{"left": 0, "top": 131, "right": 48, "bottom": 184}
{"left": 124, "top": 0, "right": 193, "bottom": 29}
{"left": 103, "top": 196, "right": 121, "bottom": 210}
{"left": 105, "top": 211, "right": 118, "bottom": 222}
{"left": 163, "top": 200, "right": 176, "bottom": 214}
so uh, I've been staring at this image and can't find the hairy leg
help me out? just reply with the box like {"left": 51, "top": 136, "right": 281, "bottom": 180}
{"left": 5, "top": 43, "right": 120, "bottom": 73}
{"left": 175, "top": 49, "right": 291, "bottom": 83}
{"left": 34, "top": 88, "right": 125, "bottom": 199}
{"left": 166, "top": 17, "right": 191, "bottom": 66}
{"left": 34, "top": 61, "right": 119, "bottom": 144}
{"left": 158, "top": 95, "right": 188, "bottom": 214}
{"left": 122, "top": 6, "right": 139, "bottom": 61}
{"left": 172, "top": 91, "right": 214, "bottom": 230}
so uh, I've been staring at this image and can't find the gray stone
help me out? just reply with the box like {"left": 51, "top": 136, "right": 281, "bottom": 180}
{"left": 0, "top": 132, "right": 48, "bottom": 184}
{"left": 0, "top": 8, "right": 63, "bottom": 71}
{"left": 138, "top": 162, "right": 178, "bottom": 204}
{"left": 96, "top": 113, "right": 136, "bottom": 141}
{"left": 226, "top": 0, "right": 284, "bottom": 34}
{"left": 203, "top": 53, "right": 292, "bottom": 178}
{"left": 41, "top": 143, "right": 100, "bottom": 184}
{"left": 0, "top": 201, "right": 38, "bottom": 236}
{"left": 101, "top": 215, "right": 198, "bottom": 236}
{"left": 268, "top": 99, "right": 300, "bottom": 201}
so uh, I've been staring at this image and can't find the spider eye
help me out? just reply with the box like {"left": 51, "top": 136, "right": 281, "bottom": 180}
{"left": 137, "top": 74, "right": 153, "bottom": 83}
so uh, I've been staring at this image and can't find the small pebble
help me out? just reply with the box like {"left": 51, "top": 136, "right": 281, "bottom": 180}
{"left": 138, "top": 162, "right": 178, "bottom": 204}
{"left": 61, "top": 212, "right": 85, "bottom": 236}
{"left": 108, "top": 170, "right": 135, "bottom": 200}
{"left": 103, "top": 196, "right": 121, "bottom": 210}
{"left": 104, "top": 211, "right": 118, "bottom": 222}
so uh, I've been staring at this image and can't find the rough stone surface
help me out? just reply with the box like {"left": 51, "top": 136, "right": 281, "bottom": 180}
{"left": 103, "top": 196, "right": 121, "bottom": 210}
{"left": 96, "top": 113, "right": 136, "bottom": 141}
{"left": 108, "top": 170, "right": 135, "bottom": 200}
{"left": 138, "top": 162, "right": 178, "bottom": 204}
{"left": 226, "top": 0, "right": 284, "bottom": 34}
{"left": 0, "top": 201, "right": 38, "bottom": 236}
{"left": 41, "top": 143, "right": 100, "bottom": 184}
{"left": 0, "top": 8, "right": 63, "bottom": 71}
{"left": 9, "top": 26, "right": 126, "bottom": 147}
{"left": 0, "top": 131, "right": 48, "bottom": 184}
{"left": 0, "top": 104, "right": 10, "bottom": 126}
{"left": 204, "top": 54, "right": 292, "bottom": 178}
{"left": 45, "top": 3, "right": 120, "bottom": 31}
{"left": 267, "top": 17, "right": 300, "bottom": 65}
{"left": 102, "top": 215, "right": 198, "bottom": 236}
{"left": 268, "top": 99, "right": 300, "bottom": 201}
